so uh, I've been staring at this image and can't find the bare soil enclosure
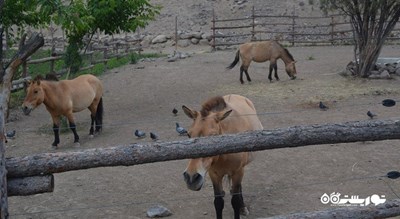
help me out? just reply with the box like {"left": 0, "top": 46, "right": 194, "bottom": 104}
{"left": 5, "top": 44, "right": 400, "bottom": 218}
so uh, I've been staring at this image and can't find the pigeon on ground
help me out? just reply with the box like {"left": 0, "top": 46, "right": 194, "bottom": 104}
{"left": 134, "top": 130, "right": 146, "bottom": 138}
{"left": 367, "top": 111, "right": 377, "bottom": 119}
{"left": 6, "top": 130, "right": 16, "bottom": 138}
{"left": 175, "top": 123, "right": 187, "bottom": 135}
{"left": 172, "top": 108, "right": 178, "bottom": 116}
{"left": 150, "top": 132, "right": 159, "bottom": 141}
{"left": 319, "top": 101, "right": 329, "bottom": 110}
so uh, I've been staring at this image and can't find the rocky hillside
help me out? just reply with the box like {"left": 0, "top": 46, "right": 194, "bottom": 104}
{"left": 145, "top": 0, "right": 325, "bottom": 35}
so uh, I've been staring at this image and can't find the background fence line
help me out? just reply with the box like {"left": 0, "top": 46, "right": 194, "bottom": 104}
{"left": 211, "top": 6, "right": 400, "bottom": 49}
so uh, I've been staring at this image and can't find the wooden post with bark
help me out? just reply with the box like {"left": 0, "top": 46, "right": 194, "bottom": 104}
{"left": 0, "top": 32, "right": 44, "bottom": 219}
{"left": 5, "top": 119, "right": 400, "bottom": 178}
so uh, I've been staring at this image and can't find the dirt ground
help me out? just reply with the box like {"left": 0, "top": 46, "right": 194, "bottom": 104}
{"left": 5, "top": 45, "right": 400, "bottom": 219}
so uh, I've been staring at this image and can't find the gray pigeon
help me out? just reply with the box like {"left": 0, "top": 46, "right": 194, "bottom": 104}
{"left": 134, "top": 130, "right": 146, "bottom": 138}
{"left": 319, "top": 101, "right": 328, "bottom": 110}
{"left": 6, "top": 130, "right": 16, "bottom": 138}
{"left": 367, "top": 110, "right": 377, "bottom": 119}
{"left": 176, "top": 123, "right": 187, "bottom": 135}
{"left": 150, "top": 132, "right": 158, "bottom": 141}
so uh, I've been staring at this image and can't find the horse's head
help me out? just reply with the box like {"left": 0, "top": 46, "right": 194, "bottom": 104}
{"left": 285, "top": 61, "right": 297, "bottom": 80}
{"left": 22, "top": 79, "right": 45, "bottom": 115}
{"left": 181, "top": 105, "right": 232, "bottom": 191}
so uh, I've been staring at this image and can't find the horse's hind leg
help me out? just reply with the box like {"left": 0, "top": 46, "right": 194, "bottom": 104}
{"left": 239, "top": 66, "right": 245, "bottom": 84}
{"left": 243, "top": 66, "right": 251, "bottom": 83}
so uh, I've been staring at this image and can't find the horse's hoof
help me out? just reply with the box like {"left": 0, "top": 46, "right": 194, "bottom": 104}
{"left": 74, "top": 142, "right": 81, "bottom": 147}
{"left": 240, "top": 206, "right": 249, "bottom": 216}
{"left": 89, "top": 134, "right": 94, "bottom": 139}
{"left": 51, "top": 145, "right": 58, "bottom": 150}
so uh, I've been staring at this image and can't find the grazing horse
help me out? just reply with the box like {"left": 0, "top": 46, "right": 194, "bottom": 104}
{"left": 182, "top": 94, "right": 263, "bottom": 219}
{"left": 227, "top": 40, "right": 297, "bottom": 84}
{"left": 22, "top": 74, "right": 104, "bottom": 148}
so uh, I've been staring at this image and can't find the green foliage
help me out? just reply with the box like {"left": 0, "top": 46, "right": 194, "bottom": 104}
{"left": 307, "top": 55, "right": 315, "bottom": 60}
{"left": 1, "top": 0, "right": 160, "bottom": 74}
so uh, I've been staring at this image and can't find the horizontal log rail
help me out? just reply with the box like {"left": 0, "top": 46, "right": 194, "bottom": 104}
{"left": 5, "top": 119, "right": 400, "bottom": 178}
{"left": 8, "top": 175, "right": 54, "bottom": 196}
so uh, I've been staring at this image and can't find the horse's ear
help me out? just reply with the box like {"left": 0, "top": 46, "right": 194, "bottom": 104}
{"left": 216, "top": 109, "right": 232, "bottom": 122}
{"left": 182, "top": 105, "right": 197, "bottom": 119}
{"left": 36, "top": 80, "right": 41, "bottom": 85}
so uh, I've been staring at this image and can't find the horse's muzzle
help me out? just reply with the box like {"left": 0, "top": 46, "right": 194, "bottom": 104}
{"left": 183, "top": 172, "right": 203, "bottom": 191}
{"left": 22, "top": 106, "right": 32, "bottom": 115}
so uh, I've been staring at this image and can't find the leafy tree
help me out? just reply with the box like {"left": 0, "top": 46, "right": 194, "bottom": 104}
{"left": 55, "top": 0, "right": 160, "bottom": 74}
{"left": 320, "top": 0, "right": 400, "bottom": 77}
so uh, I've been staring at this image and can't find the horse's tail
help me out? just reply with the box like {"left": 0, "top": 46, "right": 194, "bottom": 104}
{"left": 226, "top": 50, "right": 240, "bottom": 69}
{"left": 95, "top": 97, "right": 104, "bottom": 131}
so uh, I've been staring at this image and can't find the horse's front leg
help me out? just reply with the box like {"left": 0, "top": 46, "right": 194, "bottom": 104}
{"left": 268, "top": 63, "right": 274, "bottom": 82}
{"left": 211, "top": 174, "right": 225, "bottom": 219}
{"left": 231, "top": 169, "right": 248, "bottom": 219}
{"left": 89, "top": 114, "right": 95, "bottom": 137}
{"left": 51, "top": 115, "right": 61, "bottom": 148}
{"left": 66, "top": 113, "right": 79, "bottom": 145}
{"left": 274, "top": 63, "right": 279, "bottom": 81}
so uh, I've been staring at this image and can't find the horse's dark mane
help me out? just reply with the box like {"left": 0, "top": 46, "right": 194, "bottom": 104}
{"left": 33, "top": 74, "right": 59, "bottom": 82}
{"left": 200, "top": 96, "right": 227, "bottom": 117}
{"left": 283, "top": 48, "right": 295, "bottom": 61}
{"left": 275, "top": 41, "right": 294, "bottom": 61}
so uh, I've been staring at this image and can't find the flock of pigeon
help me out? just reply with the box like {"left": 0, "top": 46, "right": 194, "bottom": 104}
{"left": 319, "top": 99, "right": 396, "bottom": 119}
{"left": 133, "top": 99, "right": 396, "bottom": 142}
{"left": 4, "top": 99, "right": 396, "bottom": 143}
{"left": 134, "top": 108, "right": 187, "bottom": 141}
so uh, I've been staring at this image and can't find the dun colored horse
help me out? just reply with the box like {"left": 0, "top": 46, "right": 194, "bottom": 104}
{"left": 182, "top": 94, "right": 263, "bottom": 219}
{"left": 22, "top": 74, "right": 104, "bottom": 148}
{"left": 227, "top": 40, "right": 297, "bottom": 84}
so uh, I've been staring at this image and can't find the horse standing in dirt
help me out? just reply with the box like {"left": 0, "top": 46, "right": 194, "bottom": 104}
{"left": 22, "top": 74, "right": 104, "bottom": 148}
{"left": 182, "top": 94, "right": 263, "bottom": 219}
{"left": 227, "top": 40, "right": 298, "bottom": 84}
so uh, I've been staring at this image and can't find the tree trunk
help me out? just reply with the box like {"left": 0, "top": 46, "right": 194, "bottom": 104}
{"left": 7, "top": 175, "right": 54, "bottom": 196}
{"left": 263, "top": 199, "right": 400, "bottom": 219}
{"left": 0, "top": 32, "right": 44, "bottom": 219}
{"left": 0, "top": 107, "right": 8, "bottom": 219}
{"left": 5, "top": 118, "right": 400, "bottom": 178}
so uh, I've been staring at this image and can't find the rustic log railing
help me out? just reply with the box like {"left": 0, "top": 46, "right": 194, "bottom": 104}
{"left": 211, "top": 7, "right": 400, "bottom": 49}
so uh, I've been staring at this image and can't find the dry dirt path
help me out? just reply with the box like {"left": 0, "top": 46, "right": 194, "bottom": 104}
{"left": 6, "top": 45, "right": 400, "bottom": 218}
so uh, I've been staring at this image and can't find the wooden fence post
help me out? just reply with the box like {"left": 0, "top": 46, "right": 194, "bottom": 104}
{"left": 175, "top": 16, "right": 178, "bottom": 51}
{"left": 212, "top": 9, "right": 216, "bottom": 51}
{"left": 291, "top": 7, "right": 296, "bottom": 46}
{"left": 0, "top": 105, "right": 9, "bottom": 219}
{"left": 103, "top": 48, "right": 108, "bottom": 71}
{"left": 331, "top": 16, "right": 335, "bottom": 45}
{"left": 252, "top": 6, "right": 255, "bottom": 41}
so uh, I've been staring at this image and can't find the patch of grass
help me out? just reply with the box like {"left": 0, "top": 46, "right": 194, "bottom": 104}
{"left": 307, "top": 55, "right": 315, "bottom": 60}
{"left": 130, "top": 52, "right": 166, "bottom": 64}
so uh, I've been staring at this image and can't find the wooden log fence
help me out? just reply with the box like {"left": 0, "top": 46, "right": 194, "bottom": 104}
{"left": 9, "top": 39, "right": 142, "bottom": 92}
{"left": 211, "top": 7, "right": 400, "bottom": 48}
{"left": 5, "top": 118, "right": 400, "bottom": 179}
